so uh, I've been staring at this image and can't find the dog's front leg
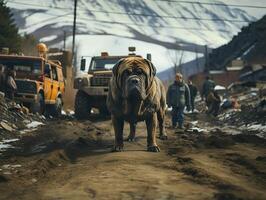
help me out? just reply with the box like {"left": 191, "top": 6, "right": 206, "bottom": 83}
{"left": 145, "top": 113, "right": 160, "bottom": 152}
{"left": 157, "top": 108, "right": 167, "bottom": 140}
{"left": 112, "top": 115, "right": 124, "bottom": 151}
{"left": 127, "top": 122, "right": 136, "bottom": 142}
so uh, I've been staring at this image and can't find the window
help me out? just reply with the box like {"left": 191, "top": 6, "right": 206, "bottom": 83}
{"left": 51, "top": 65, "right": 58, "bottom": 81}
{"left": 44, "top": 63, "right": 51, "bottom": 78}
{"left": 89, "top": 58, "right": 121, "bottom": 71}
{"left": 0, "top": 59, "right": 42, "bottom": 75}
{"left": 57, "top": 68, "right": 63, "bottom": 82}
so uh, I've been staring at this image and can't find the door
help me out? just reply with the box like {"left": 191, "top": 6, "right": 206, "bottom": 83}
{"left": 57, "top": 67, "right": 65, "bottom": 94}
{"left": 50, "top": 64, "right": 60, "bottom": 101}
{"left": 43, "top": 63, "right": 53, "bottom": 104}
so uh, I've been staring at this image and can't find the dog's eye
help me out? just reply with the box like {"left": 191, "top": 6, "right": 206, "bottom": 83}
{"left": 124, "top": 69, "right": 131, "bottom": 76}
{"left": 135, "top": 69, "right": 143, "bottom": 75}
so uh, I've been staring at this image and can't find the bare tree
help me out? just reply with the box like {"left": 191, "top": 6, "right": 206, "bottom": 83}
{"left": 167, "top": 49, "right": 184, "bottom": 74}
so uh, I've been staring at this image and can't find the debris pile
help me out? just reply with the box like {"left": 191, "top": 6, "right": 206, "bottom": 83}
{"left": 0, "top": 95, "right": 45, "bottom": 137}
{"left": 219, "top": 88, "right": 266, "bottom": 137}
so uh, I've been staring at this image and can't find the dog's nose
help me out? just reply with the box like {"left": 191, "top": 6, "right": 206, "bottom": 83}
{"left": 131, "top": 78, "right": 139, "bottom": 84}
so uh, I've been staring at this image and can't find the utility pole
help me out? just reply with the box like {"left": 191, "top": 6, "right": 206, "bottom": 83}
{"left": 195, "top": 45, "right": 199, "bottom": 71}
{"left": 205, "top": 45, "right": 209, "bottom": 72}
{"left": 63, "top": 31, "right": 66, "bottom": 50}
{"left": 72, "top": 0, "right": 78, "bottom": 66}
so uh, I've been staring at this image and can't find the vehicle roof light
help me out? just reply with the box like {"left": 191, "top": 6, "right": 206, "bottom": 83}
{"left": 101, "top": 52, "right": 109, "bottom": 57}
{"left": 128, "top": 47, "right": 136, "bottom": 52}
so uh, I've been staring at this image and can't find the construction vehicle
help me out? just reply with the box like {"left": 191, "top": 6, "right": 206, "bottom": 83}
{"left": 0, "top": 43, "right": 65, "bottom": 116}
{"left": 74, "top": 47, "right": 151, "bottom": 119}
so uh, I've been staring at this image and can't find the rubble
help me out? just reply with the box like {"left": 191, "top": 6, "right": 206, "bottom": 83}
{"left": 26, "top": 121, "right": 44, "bottom": 129}
{"left": 0, "top": 95, "right": 45, "bottom": 151}
{"left": 218, "top": 87, "right": 266, "bottom": 137}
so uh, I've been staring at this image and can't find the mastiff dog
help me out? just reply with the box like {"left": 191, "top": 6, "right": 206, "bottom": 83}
{"left": 107, "top": 56, "right": 167, "bottom": 152}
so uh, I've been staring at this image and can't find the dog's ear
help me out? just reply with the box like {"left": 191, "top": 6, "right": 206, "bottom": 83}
{"left": 112, "top": 58, "right": 124, "bottom": 76}
{"left": 112, "top": 58, "right": 125, "bottom": 91}
{"left": 144, "top": 59, "right": 156, "bottom": 76}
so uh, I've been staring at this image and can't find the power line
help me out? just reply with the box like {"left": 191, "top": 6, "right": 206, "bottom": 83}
{"left": 154, "top": 0, "right": 266, "bottom": 9}
{"left": 8, "top": 0, "right": 266, "bottom": 10}
{"left": 76, "top": 17, "right": 232, "bottom": 32}
{"left": 7, "top": 0, "right": 255, "bottom": 23}
{"left": 21, "top": 11, "right": 232, "bottom": 33}
{"left": 21, "top": 12, "right": 72, "bottom": 29}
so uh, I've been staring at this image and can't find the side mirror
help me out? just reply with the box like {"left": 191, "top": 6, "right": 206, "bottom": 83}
{"left": 44, "top": 63, "right": 51, "bottom": 76}
{"left": 146, "top": 53, "right": 152, "bottom": 61}
{"left": 80, "top": 59, "right": 86, "bottom": 71}
{"left": 146, "top": 53, "right": 151, "bottom": 61}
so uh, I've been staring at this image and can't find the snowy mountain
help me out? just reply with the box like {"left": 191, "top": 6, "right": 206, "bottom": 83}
{"left": 6, "top": 0, "right": 266, "bottom": 73}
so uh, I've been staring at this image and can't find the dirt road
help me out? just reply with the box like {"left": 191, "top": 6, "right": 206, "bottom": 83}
{"left": 0, "top": 113, "right": 265, "bottom": 200}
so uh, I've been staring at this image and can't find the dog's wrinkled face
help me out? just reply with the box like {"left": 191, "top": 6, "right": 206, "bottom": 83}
{"left": 113, "top": 57, "right": 156, "bottom": 101}
{"left": 123, "top": 67, "right": 146, "bottom": 101}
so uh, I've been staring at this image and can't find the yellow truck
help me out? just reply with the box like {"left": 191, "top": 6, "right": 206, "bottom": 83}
{"left": 0, "top": 45, "right": 65, "bottom": 117}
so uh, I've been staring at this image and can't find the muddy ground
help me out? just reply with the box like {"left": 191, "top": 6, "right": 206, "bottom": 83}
{"left": 0, "top": 113, "right": 265, "bottom": 200}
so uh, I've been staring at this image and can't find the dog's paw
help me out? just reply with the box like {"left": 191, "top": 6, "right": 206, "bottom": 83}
{"left": 159, "top": 134, "right": 168, "bottom": 140}
{"left": 125, "top": 136, "right": 135, "bottom": 142}
{"left": 112, "top": 145, "right": 124, "bottom": 152}
{"left": 147, "top": 145, "right": 160, "bottom": 152}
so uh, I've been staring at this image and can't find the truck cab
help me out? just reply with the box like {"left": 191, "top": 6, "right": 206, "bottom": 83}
{"left": 74, "top": 52, "right": 129, "bottom": 119}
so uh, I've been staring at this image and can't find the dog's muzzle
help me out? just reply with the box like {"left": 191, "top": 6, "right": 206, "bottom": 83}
{"left": 126, "top": 76, "right": 145, "bottom": 100}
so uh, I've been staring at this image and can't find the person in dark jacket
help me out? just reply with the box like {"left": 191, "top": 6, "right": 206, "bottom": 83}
{"left": 188, "top": 80, "right": 198, "bottom": 112}
{"left": 202, "top": 76, "right": 215, "bottom": 102}
{"left": 0, "top": 64, "right": 6, "bottom": 93}
{"left": 167, "top": 73, "right": 191, "bottom": 129}
{"left": 207, "top": 89, "right": 221, "bottom": 116}
{"left": 5, "top": 69, "right": 17, "bottom": 100}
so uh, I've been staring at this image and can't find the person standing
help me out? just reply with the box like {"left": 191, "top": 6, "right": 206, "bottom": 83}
{"left": 167, "top": 73, "right": 191, "bottom": 129}
{"left": 207, "top": 89, "right": 221, "bottom": 116}
{"left": 202, "top": 76, "right": 215, "bottom": 103}
{"left": 188, "top": 80, "right": 198, "bottom": 112}
{"left": 5, "top": 69, "right": 17, "bottom": 100}
{"left": 0, "top": 64, "right": 6, "bottom": 93}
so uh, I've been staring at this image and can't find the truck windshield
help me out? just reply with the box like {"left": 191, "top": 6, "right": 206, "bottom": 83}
{"left": 0, "top": 59, "right": 42, "bottom": 79}
{"left": 89, "top": 58, "right": 121, "bottom": 71}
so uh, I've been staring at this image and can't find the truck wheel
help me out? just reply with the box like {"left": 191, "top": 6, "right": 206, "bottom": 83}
{"left": 48, "top": 97, "right": 62, "bottom": 118}
{"left": 75, "top": 90, "right": 91, "bottom": 119}
{"left": 30, "top": 93, "right": 45, "bottom": 114}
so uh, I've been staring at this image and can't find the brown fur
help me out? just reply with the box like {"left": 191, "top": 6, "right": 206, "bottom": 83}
{"left": 107, "top": 57, "right": 167, "bottom": 152}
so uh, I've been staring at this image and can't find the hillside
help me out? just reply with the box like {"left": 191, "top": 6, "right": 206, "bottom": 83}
{"left": 158, "top": 14, "right": 266, "bottom": 81}
{"left": 209, "top": 15, "right": 266, "bottom": 70}
{"left": 6, "top": 0, "right": 266, "bottom": 72}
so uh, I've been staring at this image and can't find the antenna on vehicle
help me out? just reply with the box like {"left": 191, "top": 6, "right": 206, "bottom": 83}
{"left": 128, "top": 47, "right": 136, "bottom": 56}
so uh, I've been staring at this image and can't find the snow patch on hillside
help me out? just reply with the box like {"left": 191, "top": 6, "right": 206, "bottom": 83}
{"left": 40, "top": 35, "right": 57, "bottom": 42}
{"left": 7, "top": 0, "right": 266, "bottom": 72}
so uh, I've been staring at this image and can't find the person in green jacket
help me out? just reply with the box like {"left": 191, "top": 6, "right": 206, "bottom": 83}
{"left": 167, "top": 73, "right": 191, "bottom": 129}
